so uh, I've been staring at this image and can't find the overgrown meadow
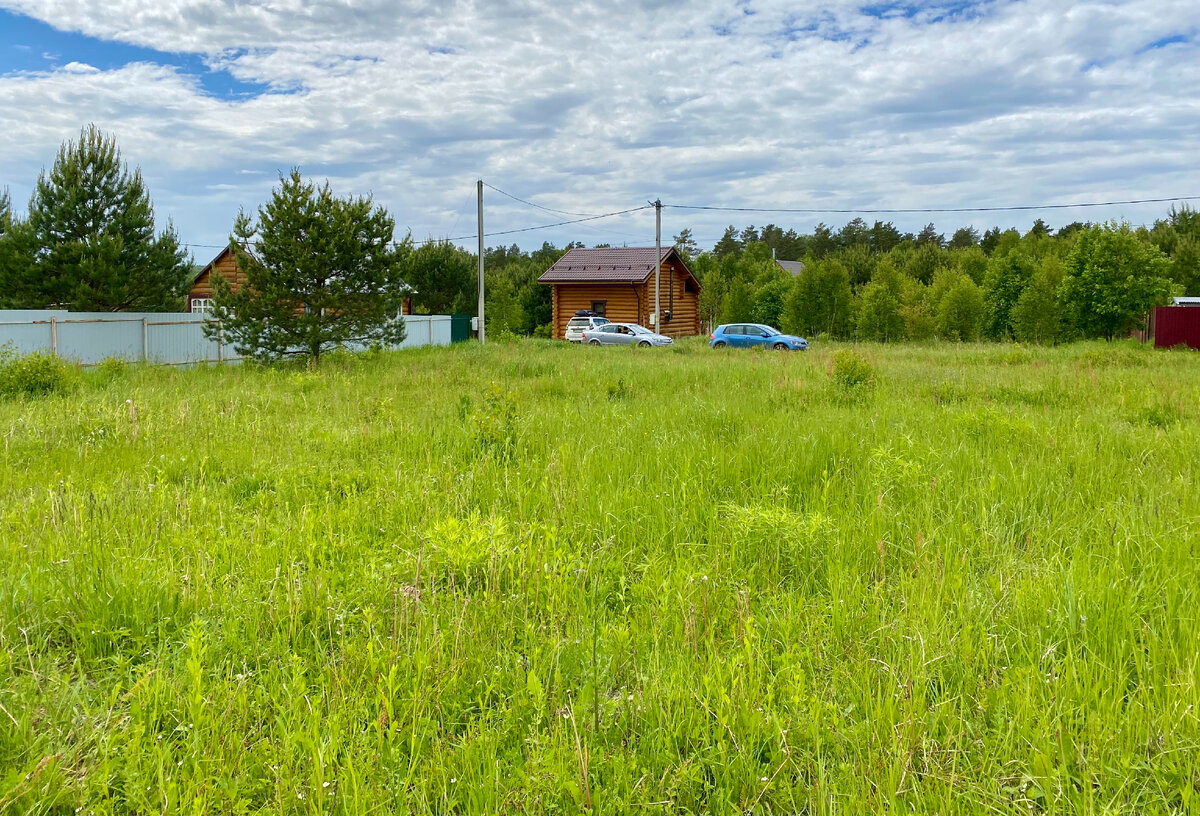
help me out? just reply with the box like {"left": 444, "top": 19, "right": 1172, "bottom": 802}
{"left": 1, "top": 340, "right": 1198, "bottom": 814}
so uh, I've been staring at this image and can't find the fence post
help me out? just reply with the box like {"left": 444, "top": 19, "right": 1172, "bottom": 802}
{"left": 429, "top": 317, "right": 434, "bottom": 345}
{"left": 217, "top": 323, "right": 224, "bottom": 363}
{"left": 142, "top": 317, "right": 149, "bottom": 362}
{"left": 50, "top": 316, "right": 57, "bottom": 356}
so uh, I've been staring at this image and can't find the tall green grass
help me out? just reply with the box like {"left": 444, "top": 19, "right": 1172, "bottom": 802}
{"left": 1, "top": 339, "right": 1197, "bottom": 814}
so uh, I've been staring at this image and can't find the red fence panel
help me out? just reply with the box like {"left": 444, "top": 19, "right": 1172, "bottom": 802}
{"left": 1154, "top": 306, "right": 1200, "bottom": 350}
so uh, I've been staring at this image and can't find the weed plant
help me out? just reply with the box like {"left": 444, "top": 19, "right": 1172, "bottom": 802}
{"left": 0, "top": 339, "right": 1197, "bottom": 813}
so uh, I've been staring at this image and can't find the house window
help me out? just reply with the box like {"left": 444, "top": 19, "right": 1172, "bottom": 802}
{"left": 591, "top": 300, "right": 607, "bottom": 316}
{"left": 191, "top": 297, "right": 213, "bottom": 314}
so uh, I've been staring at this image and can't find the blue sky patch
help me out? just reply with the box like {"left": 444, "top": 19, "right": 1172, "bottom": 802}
{"left": 859, "top": 1, "right": 990, "bottom": 24}
{"left": 0, "top": 9, "right": 271, "bottom": 98}
{"left": 1137, "top": 33, "right": 1192, "bottom": 54}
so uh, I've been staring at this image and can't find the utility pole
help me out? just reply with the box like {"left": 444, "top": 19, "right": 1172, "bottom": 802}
{"left": 654, "top": 198, "right": 662, "bottom": 332}
{"left": 477, "top": 179, "right": 485, "bottom": 344}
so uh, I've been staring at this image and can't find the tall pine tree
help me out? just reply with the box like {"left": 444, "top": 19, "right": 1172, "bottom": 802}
{"left": 19, "top": 125, "right": 190, "bottom": 310}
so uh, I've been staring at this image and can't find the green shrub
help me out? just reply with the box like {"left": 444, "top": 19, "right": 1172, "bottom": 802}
{"left": 830, "top": 348, "right": 875, "bottom": 393}
{"left": 0, "top": 346, "right": 78, "bottom": 398}
{"left": 95, "top": 356, "right": 129, "bottom": 380}
{"left": 472, "top": 384, "right": 519, "bottom": 458}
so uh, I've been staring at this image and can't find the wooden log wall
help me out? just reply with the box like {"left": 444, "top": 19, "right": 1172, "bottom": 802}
{"left": 553, "top": 283, "right": 645, "bottom": 339}
{"left": 638, "top": 261, "right": 701, "bottom": 338}
{"left": 188, "top": 251, "right": 247, "bottom": 310}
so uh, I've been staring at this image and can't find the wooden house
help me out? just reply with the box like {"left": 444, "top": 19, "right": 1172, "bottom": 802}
{"left": 538, "top": 247, "right": 701, "bottom": 339}
{"left": 187, "top": 246, "right": 244, "bottom": 314}
{"left": 187, "top": 246, "right": 412, "bottom": 315}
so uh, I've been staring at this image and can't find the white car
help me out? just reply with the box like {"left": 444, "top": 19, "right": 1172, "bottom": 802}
{"left": 564, "top": 314, "right": 611, "bottom": 342}
{"left": 582, "top": 323, "right": 674, "bottom": 347}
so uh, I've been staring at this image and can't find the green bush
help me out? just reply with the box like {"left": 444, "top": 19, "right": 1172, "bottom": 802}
{"left": 95, "top": 356, "right": 129, "bottom": 380}
{"left": 472, "top": 384, "right": 519, "bottom": 458}
{"left": 0, "top": 346, "right": 78, "bottom": 398}
{"left": 829, "top": 348, "right": 876, "bottom": 393}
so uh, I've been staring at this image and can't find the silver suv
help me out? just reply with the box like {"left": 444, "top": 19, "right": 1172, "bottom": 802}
{"left": 564, "top": 314, "right": 610, "bottom": 342}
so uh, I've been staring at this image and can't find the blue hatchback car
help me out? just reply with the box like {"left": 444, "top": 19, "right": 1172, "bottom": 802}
{"left": 710, "top": 323, "right": 809, "bottom": 350}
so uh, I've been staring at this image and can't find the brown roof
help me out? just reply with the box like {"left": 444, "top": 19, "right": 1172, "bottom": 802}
{"left": 538, "top": 246, "right": 678, "bottom": 284}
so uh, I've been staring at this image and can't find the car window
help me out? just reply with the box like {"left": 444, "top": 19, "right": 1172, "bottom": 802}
{"left": 599, "top": 325, "right": 617, "bottom": 333}
{"left": 731, "top": 324, "right": 748, "bottom": 335}
{"left": 568, "top": 318, "right": 588, "bottom": 327}
{"left": 594, "top": 318, "right": 610, "bottom": 325}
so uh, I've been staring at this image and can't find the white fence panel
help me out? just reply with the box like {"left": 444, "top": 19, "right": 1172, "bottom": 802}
{"left": 395, "top": 315, "right": 453, "bottom": 349}
{"left": 0, "top": 311, "right": 452, "bottom": 366}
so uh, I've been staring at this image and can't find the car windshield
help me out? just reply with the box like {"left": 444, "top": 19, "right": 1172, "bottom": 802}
{"left": 630, "top": 325, "right": 652, "bottom": 335}
{"left": 761, "top": 326, "right": 781, "bottom": 336}
{"left": 594, "top": 318, "right": 610, "bottom": 325}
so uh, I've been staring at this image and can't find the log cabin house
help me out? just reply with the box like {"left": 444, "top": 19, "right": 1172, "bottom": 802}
{"left": 538, "top": 247, "right": 701, "bottom": 340}
{"left": 187, "top": 246, "right": 242, "bottom": 314}
{"left": 187, "top": 245, "right": 412, "bottom": 315}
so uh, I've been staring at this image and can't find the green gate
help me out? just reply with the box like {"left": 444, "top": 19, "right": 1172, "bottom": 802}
{"left": 450, "top": 314, "right": 472, "bottom": 343}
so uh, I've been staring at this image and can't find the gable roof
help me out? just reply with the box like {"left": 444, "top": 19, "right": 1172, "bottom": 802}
{"left": 776, "top": 260, "right": 804, "bottom": 276}
{"left": 538, "top": 246, "right": 697, "bottom": 285}
{"left": 193, "top": 244, "right": 237, "bottom": 285}
{"left": 192, "top": 244, "right": 414, "bottom": 293}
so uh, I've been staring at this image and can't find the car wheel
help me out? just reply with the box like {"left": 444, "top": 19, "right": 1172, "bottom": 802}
{"left": 588, "top": 339, "right": 601, "bottom": 345}
{"left": 638, "top": 340, "right": 651, "bottom": 347}
{"left": 773, "top": 342, "right": 789, "bottom": 351}
{"left": 713, "top": 341, "right": 727, "bottom": 349}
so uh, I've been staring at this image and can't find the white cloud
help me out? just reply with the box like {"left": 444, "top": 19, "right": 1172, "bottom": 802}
{"left": 1, "top": 0, "right": 1198, "bottom": 255}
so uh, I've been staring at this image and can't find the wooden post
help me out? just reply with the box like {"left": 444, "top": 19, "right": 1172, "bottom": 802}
{"left": 142, "top": 317, "right": 149, "bottom": 362}
{"left": 49, "top": 316, "right": 57, "bottom": 356}
{"left": 217, "top": 324, "right": 224, "bottom": 363}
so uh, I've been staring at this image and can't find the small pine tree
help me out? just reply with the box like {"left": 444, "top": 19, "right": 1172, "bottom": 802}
{"left": 209, "top": 170, "right": 410, "bottom": 364}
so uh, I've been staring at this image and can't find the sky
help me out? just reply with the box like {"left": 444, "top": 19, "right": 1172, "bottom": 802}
{"left": 1, "top": 0, "right": 1198, "bottom": 263}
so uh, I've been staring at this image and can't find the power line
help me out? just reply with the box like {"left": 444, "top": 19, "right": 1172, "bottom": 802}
{"left": 482, "top": 182, "right": 601, "bottom": 217}
{"left": 445, "top": 205, "right": 653, "bottom": 242}
{"left": 664, "top": 195, "right": 1200, "bottom": 215}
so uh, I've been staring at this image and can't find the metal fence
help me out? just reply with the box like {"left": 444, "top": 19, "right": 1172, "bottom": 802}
{"left": 0, "top": 310, "right": 454, "bottom": 366}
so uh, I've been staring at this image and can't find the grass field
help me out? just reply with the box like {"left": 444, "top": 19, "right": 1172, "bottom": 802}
{"left": 1, "top": 339, "right": 1198, "bottom": 814}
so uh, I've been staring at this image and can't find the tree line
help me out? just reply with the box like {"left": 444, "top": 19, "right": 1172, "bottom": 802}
{"left": 682, "top": 214, "right": 1192, "bottom": 343}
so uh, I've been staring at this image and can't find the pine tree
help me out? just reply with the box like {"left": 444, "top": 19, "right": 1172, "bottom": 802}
{"left": 21, "top": 125, "right": 190, "bottom": 310}
{"left": 208, "top": 170, "right": 411, "bottom": 364}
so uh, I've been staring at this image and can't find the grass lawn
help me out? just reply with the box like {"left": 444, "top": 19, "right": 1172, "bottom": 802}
{"left": 1, "top": 339, "right": 1198, "bottom": 814}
